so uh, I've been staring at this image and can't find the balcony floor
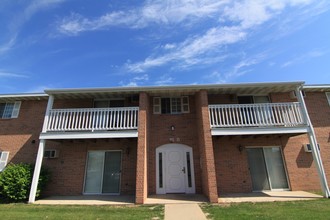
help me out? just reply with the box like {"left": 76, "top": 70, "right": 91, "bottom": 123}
{"left": 211, "top": 126, "right": 308, "bottom": 136}
{"left": 40, "top": 130, "right": 138, "bottom": 140}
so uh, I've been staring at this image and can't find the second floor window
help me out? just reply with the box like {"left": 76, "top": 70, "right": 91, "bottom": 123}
{"left": 0, "top": 101, "right": 21, "bottom": 119}
{"left": 94, "top": 99, "right": 125, "bottom": 108}
{"left": 153, "top": 97, "right": 189, "bottom": 114}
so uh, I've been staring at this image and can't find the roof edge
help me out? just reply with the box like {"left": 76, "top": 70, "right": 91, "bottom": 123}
{"left": 45, "top": 81, "right": 305, "bottom": 94}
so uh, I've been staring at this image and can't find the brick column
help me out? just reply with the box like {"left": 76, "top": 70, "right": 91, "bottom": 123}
{"left": 195, "top": 90, "right": 218, "bottom": 203}
{"left": 135, "top": 92, "right": 149, "bottom": 204}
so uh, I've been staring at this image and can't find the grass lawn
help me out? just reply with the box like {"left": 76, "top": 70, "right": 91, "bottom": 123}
{"left": 0, "top": 204, "right": 164, "bottom": 220}
{"left": 201, "top": 199, "right": 330, "bottom": 220}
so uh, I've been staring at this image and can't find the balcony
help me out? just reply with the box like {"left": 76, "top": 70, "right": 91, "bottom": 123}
{"left": 40, "top": 107, "right": 139, "bottom": 139}
{"left": 208, "top": 102, "right": 308, "bottom": 135}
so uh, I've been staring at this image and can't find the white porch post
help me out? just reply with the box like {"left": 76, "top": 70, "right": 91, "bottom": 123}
{"left": 296, "top": 86, "right": 330, "bottom": 198}
{"left": 28, "top": 95, "right": 54, "bottom": 203}
{"left": 28, "top": 139, "right": 46, "bottom": 203}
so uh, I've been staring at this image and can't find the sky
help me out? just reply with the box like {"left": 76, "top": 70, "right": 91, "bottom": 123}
{"left": 0, "top": 0, "right": 330, "bottom": 94}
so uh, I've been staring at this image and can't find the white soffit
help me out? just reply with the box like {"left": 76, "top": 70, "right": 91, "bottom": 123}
{"left": 45, "top": 81, "right": 304, "bottom": 99}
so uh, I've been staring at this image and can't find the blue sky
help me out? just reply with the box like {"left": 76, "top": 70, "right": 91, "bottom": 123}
{"left": 0, "top": 0, "right": 330, "bottom": 94}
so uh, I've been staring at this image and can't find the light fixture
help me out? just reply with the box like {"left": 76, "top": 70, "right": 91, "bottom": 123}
{"left": 238, "top": 145, "right": 244, "bottom": 152}
{"left": 170, "top": 125, "right": 175, "bottom": 131}
{"left": 126, "top": 146, "right": 130, "bottom": 156}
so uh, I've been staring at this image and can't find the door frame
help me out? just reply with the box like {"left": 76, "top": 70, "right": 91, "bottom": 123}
{"left": 156, "top": 143, "right": 195, "bottom": 194}
{"left": 246, "top": 146, "right": 290, "bottom": 191}
{"left": 83, "top": 150, "right": 122, "bottom": 195}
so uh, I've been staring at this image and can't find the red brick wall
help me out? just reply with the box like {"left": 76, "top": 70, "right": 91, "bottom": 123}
{"left": 147, "top": 95, "right": 203, "bottom": 195}
{"left": 0, "top": 100, "right": 47, "bottom": 164}
{"left": 195, "top": 91, "right": 218, "bottom": 202}
{"left": 136, "top": 92, "right": 149, "bottom": 204}
{"left": 304, "top": 92, "right": 330, "bottom": 187}
{"left": 43, "top": 138, "right": 137, "bottom": 196}
{"left": 213, "top": 134, "right": 321, "bottom": 194}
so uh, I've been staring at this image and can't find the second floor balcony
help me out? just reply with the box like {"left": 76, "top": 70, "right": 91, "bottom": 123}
{"left": 41, "top": 107, "right": 139, "bottom": 139}
{"left": 209, "top": 102, "right": 308, "bottom": 135}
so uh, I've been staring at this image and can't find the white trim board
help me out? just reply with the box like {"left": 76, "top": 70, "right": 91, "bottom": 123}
{"left": 211, "top": 126, "right": 309, "bottom": 136}
{"left": 40, "top": 131, "right": 138, "bottom": 140}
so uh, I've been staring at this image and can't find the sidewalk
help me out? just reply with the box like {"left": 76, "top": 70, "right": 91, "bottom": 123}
{"left": 165, "top": 204, "right": 207, "bottom": 220}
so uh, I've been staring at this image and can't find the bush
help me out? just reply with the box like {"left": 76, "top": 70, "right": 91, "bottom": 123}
{"left": 0, "top": 163, "right": 50, "bottom": 202}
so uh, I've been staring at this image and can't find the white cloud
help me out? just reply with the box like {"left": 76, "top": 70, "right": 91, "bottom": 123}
{"left": 119, "top": 74, "right": 149, "bottom": 87}
{"left": 0, "top": 0, "right": 66, "bottom": 54}
{"left": 57, "top": 0, "right": 228, "bottom": 34}
{"left": 55, "top": 0, "right": 329, "bottom": 75}
{"left": 0, "top": 70, "right": 29, "bottom": 78}
{"left": 281, "top": 49, "right": 327, "bottom": 68}
{"left": 126, "top": 26, "right": 246, "bottom": 72}
{"left": 155, "top": 75, "right": 174, "bottom": 85}
{"left": 0, "top": 36, "right": 16, "bottom": 55}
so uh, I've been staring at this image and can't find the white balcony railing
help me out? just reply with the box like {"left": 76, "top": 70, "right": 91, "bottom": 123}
{"left": 46, "top": 107, "right": 139, "bottom": 132}
{"left": 209, "top": 102, "right": 306, "bottom": 128}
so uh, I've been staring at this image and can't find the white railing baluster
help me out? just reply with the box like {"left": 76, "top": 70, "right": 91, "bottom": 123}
{"left": 208, "top": 102, "right": 306, "bottom": 128}
{"left": 46, "top": 107, "right": 139, "bottom": 132}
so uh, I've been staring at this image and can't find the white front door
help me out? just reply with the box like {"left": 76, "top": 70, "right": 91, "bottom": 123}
{"left": 156, "top": 144, "right": 195, "bottom": 194}
{"left": 165, "top": 147, "right": 186, "bottom": 193}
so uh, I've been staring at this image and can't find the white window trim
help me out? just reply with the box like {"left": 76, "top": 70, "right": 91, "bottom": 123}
{"left": 0, "top": 101, "right": 21, "bottom": 119}
{"left": 153, "top": 96, "right": 190, "bottom": 114}
{"left": 153, "top": 97, "right": 161, "bottom": 114}
{"left": 0, "top": 151, "right": 9, "bottom": 172}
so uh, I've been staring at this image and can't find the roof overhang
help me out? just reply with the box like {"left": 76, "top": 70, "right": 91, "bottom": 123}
{"left": 44, "top": 81, "right": 304, "bottom": 99}
{"left": 303, "top": 84, "right": 330, "bottom": 92}
{"left": 0, "top": 93, "right": 48, "bottom": 101}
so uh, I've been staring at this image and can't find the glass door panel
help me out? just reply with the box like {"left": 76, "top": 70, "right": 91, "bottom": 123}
{"left": 246, "top": 148, "right": 270, "bottom": 191}
{"left": 264, "top": 147, "right": 289, "bottom": 189}
{"left": 102, "top": 151, "right": 122, "bottom": 193}
{"left": 84, "top": 151, "right": 104, "bottom": 193}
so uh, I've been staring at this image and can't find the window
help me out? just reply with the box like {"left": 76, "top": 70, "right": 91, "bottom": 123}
{"left": 94, "top": 99, "right": 125, "bottom": 108}
{"left": 326, "top": 92, "right": 330, "bottom": 106}
{"left": 44, "top": 149, "right": 59, "bottom": 158}
{"left": 0, "top": 151, "right": 9, "bottom": 172}
{"left": 153, "top": 96, "right": 190, "bottom": 114}
{"left": 0, "top": 102, "right": 21, "bottom": 119}
{"left": 238, "top": 95, "right": 270, "bottom": 104}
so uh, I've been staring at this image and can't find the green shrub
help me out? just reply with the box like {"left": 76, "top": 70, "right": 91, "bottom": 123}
{"left": 0, "top": 163, "right": 50, "bottom": 202}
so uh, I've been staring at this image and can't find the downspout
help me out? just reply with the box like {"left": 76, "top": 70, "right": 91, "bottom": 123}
{"left": 295, "top": 86, "right": 330, "bottom": 198}
{"left": 28, "top": 95, "right": 54, "bottom": 203}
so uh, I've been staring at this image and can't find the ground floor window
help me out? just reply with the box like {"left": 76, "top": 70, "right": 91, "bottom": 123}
{"left": 84, "top": 151, "right": 122, "bottom": 194}
{"left": 246, "top": 147, "right": 289, "bottom": 191}
{"left": 0, "top": 151, "right": 9, "bottom": 172}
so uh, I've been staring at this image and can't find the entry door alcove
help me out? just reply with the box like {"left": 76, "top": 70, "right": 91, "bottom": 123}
{"left": 156, "top": 144, "right": 195, "bottom": 194}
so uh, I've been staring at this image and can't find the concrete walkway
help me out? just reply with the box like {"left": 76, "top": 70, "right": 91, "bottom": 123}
{"left": 34, "top": 195, "right": 135, "bottom": 205}
{"left": 219, "top": 191, "right": 322, "bottom": 203}
{"left": 165, "top": 204, "right": 207, "bottom": 220}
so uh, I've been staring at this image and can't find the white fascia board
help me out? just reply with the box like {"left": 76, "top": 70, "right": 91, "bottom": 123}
{"left": 40, "top": 131, "right": 138, "bottom": 139}
{"left": 0, "top": 93, "right": 48, "bottom": 98}
{"left": 45, "top": 81, "right": 305, "bottom": 94}
{"left": 211, "top": 126, "right": 309, "bottom": 136}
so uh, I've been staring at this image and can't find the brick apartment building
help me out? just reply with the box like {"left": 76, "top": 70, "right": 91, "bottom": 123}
{"left": 0, "top": 82, "right": 329, "bottom": 204}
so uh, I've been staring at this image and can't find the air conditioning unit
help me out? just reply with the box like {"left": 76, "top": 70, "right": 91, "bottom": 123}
{"left": 290, "top": 90, "right": 306, "bottom": 99}
{"left": 303, "top": 144, "right": 320, "bottom": 153}
{"left": 303, "top": 144, "right": 312, "bottom": 153}
{"left": 44, "top": 149, "right": 59, "bottom": 158}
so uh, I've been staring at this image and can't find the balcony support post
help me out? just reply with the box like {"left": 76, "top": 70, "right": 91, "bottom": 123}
{"left": 296, "top": 86, "right": 330, "bottom": 198}
{"left": 42, "top": 95, "right": 54, "bottom": 132}
{"left": 28, "top": 139, "right": 46, "bottom": 203}
{"left": 29, "top": 95, "right": 54, "bottom": 203}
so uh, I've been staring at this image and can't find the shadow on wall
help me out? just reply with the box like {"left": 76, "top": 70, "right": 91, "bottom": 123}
{"left": 296, "top": 146, "right": 313, "bottom": 168}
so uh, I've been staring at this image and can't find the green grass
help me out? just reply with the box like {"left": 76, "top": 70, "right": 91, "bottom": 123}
{"left": 0, "top": 204, "right": 164, "bottom": 220}
{"left": 201, "top": 199, "right": 330, "bottom": 220}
